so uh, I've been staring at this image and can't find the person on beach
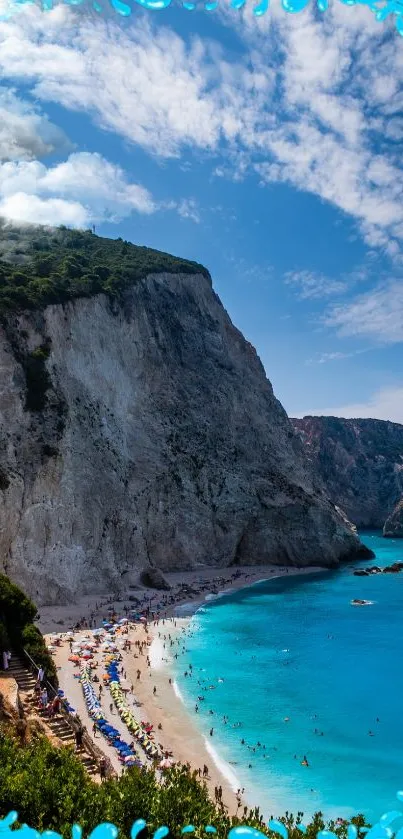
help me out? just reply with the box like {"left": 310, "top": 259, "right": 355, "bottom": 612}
{"left": 209, "top": 728, "right": 214, "bottom": 736}
{"left": 75, "top": 725, "right": 84, "bottom": 751}
{"left": 99, "top": 757, "right": 107, "bottom": 781}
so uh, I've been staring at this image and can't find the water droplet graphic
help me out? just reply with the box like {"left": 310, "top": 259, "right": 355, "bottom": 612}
{"left": 229, "top": 829, "right": 268, "bottom": 839}
{"left": 181, "top": 828, "right": 195, "bottom": 835}
{"left": 0, "top": 815, "right": 18, "bottom": 834}
{"left": 253, "top": 0, "right": 269, "bottom": 15}
{"left": 108, "top": 0, "right": 131, "bottom": 14}
{"left": 280, "top": 0, "right": 309, "bottom": 12}
{"left": 153, "top": 828, "right": 169, "bottom": 839}
{"left": 268, "top": 821, "right": 288, "bottom": 839}
{"left": 131, "top": 821, "right": 146, "bottom": 839}
{"left": 89, "top": 826, "right": 118, "bottom": 839}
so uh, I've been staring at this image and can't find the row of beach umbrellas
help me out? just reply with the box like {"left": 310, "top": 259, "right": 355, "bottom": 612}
{"left": 104, "top": 658, "right": 161, "bottom": 762}
{"left": 79, "top": 664, "right": 140, "bottom": 767}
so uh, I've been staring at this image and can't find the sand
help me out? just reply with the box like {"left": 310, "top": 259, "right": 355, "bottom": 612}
{"left": 43, "top": 564, "right": 324, "bottom": 814}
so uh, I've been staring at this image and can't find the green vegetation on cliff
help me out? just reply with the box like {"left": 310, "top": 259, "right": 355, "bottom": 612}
{"left": 0, "top": 221, "right": 210, "bottom": 316}
{"left": 0, "top": 575, "right": 57, "bottom": 685}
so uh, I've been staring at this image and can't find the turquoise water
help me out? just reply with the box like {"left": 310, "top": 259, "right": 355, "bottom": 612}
{"left": 173, "top": 533, "right": 403, "bottom": 823}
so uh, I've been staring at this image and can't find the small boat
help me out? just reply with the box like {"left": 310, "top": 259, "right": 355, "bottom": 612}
{"left": 351, "top": 598, "right": 373, "bottom": 606}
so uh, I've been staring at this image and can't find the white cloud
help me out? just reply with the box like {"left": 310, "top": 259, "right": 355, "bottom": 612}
{"left": 0, "top": 192, "right": 88, "bottom": 226}
{"left": 0, "top": 151, "right": 157, "bottom": 226}
{"left": 0, "top": 86, "right": 70, "bottom": 160}
{"left": 177, "top": 198, "right": 200, "bottom": 223}
{"left": 0, "top": 9, "right": 270, "bottom": 158}
{"left": 324, "top": 281, "right": 403, "bottom": 344}
{"left": 294, "top": 386, "right": 403, "bottom": 424}
{"left": 285, "top": 269, "right": 347, "bottom": 300}
{"left": 306, "top": 351, "right": 356, "bottom": 365}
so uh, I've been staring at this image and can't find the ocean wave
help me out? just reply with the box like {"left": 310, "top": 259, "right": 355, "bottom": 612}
{"left": 203, "top": 738, "right": 240, "bottom": 792}
{"left": 172, "top": 679, "right": 185, "bottom": 703}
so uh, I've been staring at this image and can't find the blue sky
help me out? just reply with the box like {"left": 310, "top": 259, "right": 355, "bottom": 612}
{"left": 0, "top": 0, "right": 402, "bottom": 421}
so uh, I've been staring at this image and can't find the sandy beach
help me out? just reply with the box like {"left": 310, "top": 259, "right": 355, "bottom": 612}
{"left": 42, "top": 564, "right": 325, "bottom": 814}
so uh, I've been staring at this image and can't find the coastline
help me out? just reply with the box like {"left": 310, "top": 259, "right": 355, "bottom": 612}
{"left": 42, "top": 563, "right": 326, "bottom": 815}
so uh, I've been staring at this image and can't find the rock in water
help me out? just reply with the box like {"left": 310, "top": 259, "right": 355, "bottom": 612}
{"left": 140, "top": 567, "right": 171, "bottom": 590}
{"left": 291, "top": 416, "right": 403, "bottom": 530}
{"left": 384, "top": 498, "right": 403, "bottom": 537}
{"left": 0, "top": 228, "right": 370, "bottom": 605}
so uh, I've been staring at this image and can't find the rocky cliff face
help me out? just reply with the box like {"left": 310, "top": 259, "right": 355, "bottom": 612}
{"left": 384, "top": 497, "right": 403, "bottom": 537}
{"left": 291, "top": 416, "right": 403, "bottom": 530}
{"left": 0, "top": 270, "right": 369, "bottom": 605}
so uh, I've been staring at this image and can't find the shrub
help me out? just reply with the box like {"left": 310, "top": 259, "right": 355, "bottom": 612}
{"left": 0, "top": 574, "right": 57, "bottom": 687}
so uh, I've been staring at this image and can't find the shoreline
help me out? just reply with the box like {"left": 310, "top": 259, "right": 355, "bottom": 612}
{"left": 41, "top": 564, "right": 327, "bottom": 815}
{"left": 37, "top": 563, "right": 328, "bottom": 635}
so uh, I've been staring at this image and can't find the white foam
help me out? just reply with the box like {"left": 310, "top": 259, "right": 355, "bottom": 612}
{"left": 149, "top": 638, "right": 165, "bottom": 670}
{"left": 172, "top": 679, "right": 184, "bottom": 703}
{"left": 203, "top": 738, "right": 240, "bottom": 792}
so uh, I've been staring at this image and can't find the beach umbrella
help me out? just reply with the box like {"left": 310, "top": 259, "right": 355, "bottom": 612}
{"left": 68, "top": 655, "right": 80, "bottom": 662}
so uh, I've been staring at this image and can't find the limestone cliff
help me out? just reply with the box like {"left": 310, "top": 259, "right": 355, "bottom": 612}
{"left": 0, "top": 231, "right": 370, "bottom": 604}
{"left": 291, "top": 416, "right": 403, "bottom": 531}
{"left": 384, "top": 497, "right": 403, "bottom": 537}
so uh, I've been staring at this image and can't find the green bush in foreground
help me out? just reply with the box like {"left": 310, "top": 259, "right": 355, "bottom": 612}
{"left": 0, "top": 731, "right": 369, "bottom": 839}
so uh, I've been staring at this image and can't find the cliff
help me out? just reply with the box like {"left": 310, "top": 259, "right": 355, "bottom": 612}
{"left": 0, "top": 226, "right": 370, "bottom": 605}
{"left": 291, "top": 416, "right": 403, "bottom": 531}
{"left": 384, "top": 497, "right": 403, "bottom": 537}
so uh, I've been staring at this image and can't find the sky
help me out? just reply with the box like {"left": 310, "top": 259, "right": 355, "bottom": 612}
{"left": 0, "top": 0, "right": 402, "bottom": 422}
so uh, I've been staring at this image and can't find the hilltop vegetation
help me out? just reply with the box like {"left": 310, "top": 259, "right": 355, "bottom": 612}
{"left": 0, "top": 221, "right": 210, "bottom": 317}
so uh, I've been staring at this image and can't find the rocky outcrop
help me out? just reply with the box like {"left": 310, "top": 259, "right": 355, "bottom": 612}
{"left": 140, "top": 567, "right": 171, "bottom": 591}
{"left": 0, "top": 266, "right": 371, "bottom": 605}
{"left": 384, "top": 497, "right": 403, "bottom": 537}
{"left": 291, "top": 416, "right": 403, "bottom": 530}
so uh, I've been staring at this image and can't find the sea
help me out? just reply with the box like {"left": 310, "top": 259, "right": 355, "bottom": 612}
{"left": 172, "top": 532, "right": 403, "bottom": 824}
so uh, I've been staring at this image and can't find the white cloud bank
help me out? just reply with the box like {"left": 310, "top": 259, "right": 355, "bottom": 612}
{"left": 294, "top": 386, "right": 403, "bottom": 424}
{"left": 0, "top": 6, "right": 402, "bottom": 253}
{"left": 0, "top": 86, "right": 71, "bottom": 160}
{"left": 325, "top": 281, "right": 403, "bottom": 344}
{"left": 0, "top": 151, "right": 157, "bottom": 226}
